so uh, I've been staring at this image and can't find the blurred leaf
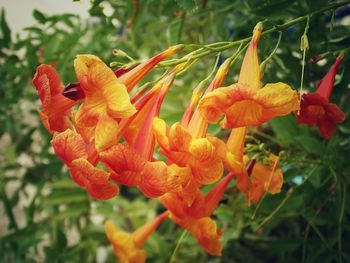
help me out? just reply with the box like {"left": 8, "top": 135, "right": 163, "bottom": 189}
{"left": 32, "top": 9, "right": 47, "bottom": 24}
{"left": 0, "top": 8, "right": 11, "bottom": 47}
{"left": 175, "top": 0, "right": 198, "bottom": 12}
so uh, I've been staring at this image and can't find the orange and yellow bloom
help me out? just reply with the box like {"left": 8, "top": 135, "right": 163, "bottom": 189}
{"left": 31, "top": 26, "right": 320, "bottom": 260}
{"left": 198, "top": 23, "right": 299, "bottom": 129}
{"left": 51, "top": 129, "right": 119, "bottom": 200}
{"left": 161, "top": 173, "right": 234, "bottom": 256}
{"left": 32, "top": 65, "right": 76, "bottom": 133}
{"left": 245, "top": 155, "right": 283, "bottom": 204}
{"left": 104, "top": 212, "right": 168, "bottom": 263}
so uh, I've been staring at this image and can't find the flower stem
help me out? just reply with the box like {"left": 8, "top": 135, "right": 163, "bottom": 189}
{"left": 159, "top": 0, "right": 350, "bottom": 67}
{"left": 169, "top": 230, "right": 189, "bottom": 263}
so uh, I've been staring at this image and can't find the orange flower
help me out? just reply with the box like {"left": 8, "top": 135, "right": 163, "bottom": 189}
{"left": 296, "top": 55, "right": 346, "bottom": 139}
{"left": 245, "top": 155, "right": 283, "bottom": 204}
{"left": 51, "top": 129, "right": 119, "bottom": 200}
{"left": 73, "top": 55, "right": 137, "bottom": 152}
{"left": 153, "top": 118, "right": 226, "bottom": 186}
{"left": 160, "top": 173, "right": 234, "bottom": 256}
{"left": 62, "top": 45, "right": 184, "bottom": 100}
{"left": 104, "top": 212, "right": 168, "bottom": 263}
{"left": 32, "top": 65, "right": 76, "bottom": 133}
{"left": 152, "top": 60, "right": 231, "bottom": 204}
{"left": 99, "top": 73, "right": 184, "bottom": 198}
{"left": 199, "top": 23, "right": 299, "bottom": 128}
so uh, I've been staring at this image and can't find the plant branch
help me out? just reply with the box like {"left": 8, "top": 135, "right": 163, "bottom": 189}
{"left": 159, "top": 0, "right": 350, "bottom": 67}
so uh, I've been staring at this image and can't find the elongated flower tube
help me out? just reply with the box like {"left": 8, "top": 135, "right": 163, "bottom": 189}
{"left": 199, "top": 23, "right": 299, "bottom": 128}
{"left": 62, "top": 45, "right": 184, "bottom": 100}
{"left": 225, "top": 127, "right": 249, "bottom": 192}
{"left": 104, "top": 212, "right": 168, "bottom": 263}
{"left": 100, "top": 73, "right": 184, "bottom": 198}
{"left": 51, "top": 129, "right": 119, "bottom": 200}
{"left": 296, "top": 55, "right": 346, "bottom": 139}
{"left": 160, "top": 173, "right": 234, "bottom": 256}
{"left": 119, "top": 44, "right": 184, "bottom": 92}
{"left": 32, "top": 65, "right": 76, "bottom": 133}
{"left": 73, "top": 55, "right": 137, "bottom": 152}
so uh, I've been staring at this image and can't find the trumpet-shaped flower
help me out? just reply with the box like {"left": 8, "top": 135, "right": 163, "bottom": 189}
{"left": 99, "top": 73, "right": 184, "bottom": 198}
{"left": 62, "top": 45, "right": 184, "bottom": 101}
{"left": 104, "top": 212, "right": 168, "bottom": 263}
{"left": 296, "top": 55, "right": 346, "bottom": 139}
{"left": 32, "top": 65, "right": 76, "bottom": 133}
{"left": 160, "top": 173, "right": 234, "bottom": 256}
{"left": 153, "top": 118, "right": 226, "bottom": 186}
{"left": 73, "top": 55, "right": 137, "bottom": 152}
{"left": 199, "top": 23, "right": 299, "bottom": 129}
{"left": 152, "top": 60, "right": 231, "bottom": 204}
{"left": 51, "top": 129, "right": 119, "bottom": 200}
{"left": 245, "top": 155, "right": 283, "bottom": 204}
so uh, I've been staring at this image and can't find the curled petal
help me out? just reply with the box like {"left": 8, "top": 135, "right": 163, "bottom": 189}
{"left": 140, "top": 161, "right": 181, "bottom": 198}
{"left": 254, "top": 83, "right": 300, "bottom": 120}
{"left": 247, "top": 156, "right": 283, "bottom": 203}
{"left": 51, "top": 129, "right": 87, "bottom": 166}
{"left": 195, "top": 217, "right": 223, "bottom": 256}
{"left": 189, "top": 138, "right": 215, "bottom": 162}
{"left": 198, "top": 86, "right": 234, "bottom": 124}
{"left": 73, "top": 55, "right": 136, "bottom": 145}
{"left": 70, "top": 158, "right": 119, "bottom": 200}
{"left": 32, "top": 65, "right": 73, "bottom": 133}
{"left": 169, "top": 123, "right": 192, "bottom": 152}
{"left": 99, "top": 144, "right": 144, "bottom": 173}
{"left": 297, "top": 93, "right": 345, "bottom": 139}
{"left": 99, "top": 144, "right": 144, "bottom": 186}
{"left": 200, "top": 82, "right": 299, "bottom": 128}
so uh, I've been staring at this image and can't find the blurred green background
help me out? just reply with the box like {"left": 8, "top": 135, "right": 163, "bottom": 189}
{"left": 1, "top": 0, "right": 350, "bottom": 262}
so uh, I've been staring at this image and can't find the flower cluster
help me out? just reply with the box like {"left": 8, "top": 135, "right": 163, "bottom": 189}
{"left": 32, "top": 23, "right": 345, "bottom": 262}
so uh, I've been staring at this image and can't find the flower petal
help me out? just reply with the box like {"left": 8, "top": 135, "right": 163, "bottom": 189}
{"left": 70, "top": 158, "right": 119, "bottom": 200}
{"left": 95, "top": 114, "right": 119, "bottom": 152}
{"left": 74, "top": 55, "right": 136, "bottom": 118}
{"left": 152, "top": 117, "right": 170, "bottom": 151}
{"left": 255, "top": 82, "right": 300, "bottom": 120}
{"left": 51, "top": 129, "right": 87, "bottom": 165}
{"left": 195, "top": 217, "right": 223, "bottom": 256}
{"left": 140, "top": 161, "right": 182, "bottom": 198}
{"left": 32, "top": 65, "right": 73, "bottom": 133}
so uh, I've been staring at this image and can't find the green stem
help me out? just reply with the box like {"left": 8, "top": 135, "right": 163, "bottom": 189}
{"left": 255, "top": 188, "right": 294, "bottom": 231}
{"left": 302, "top": 224, "right": 310, "bottom": 263}
{"left": 169, "top": 230, "right": 189, "bottom": 263}
{"left": 260, "top": 31, "right": 283, "bottom": 72}
{"left": 1, "top": 191, "right": 18, "bottom": 230}
{"left": 159, "top": 0, "right": 350, "bottom": 67}
{"left": 338, "top": 184, "right": 346, "bottom": 263}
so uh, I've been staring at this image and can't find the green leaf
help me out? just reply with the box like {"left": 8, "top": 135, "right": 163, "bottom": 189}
{"left": 175, "top": 0, "right": 198, "bottom": 12}
{"left": 0, "top": 8, "right": 11, "bottom": 47}
{"left": 32, "top": 9, "right": 47, "bottom": 24}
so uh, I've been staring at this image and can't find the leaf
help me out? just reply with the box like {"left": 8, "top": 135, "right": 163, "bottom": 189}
{"left": 175, "top": 0, "right": 198, "bottom": 12}
{"left": 247, "top": 0, "right": 298, "bottom": 19}
{"left": 0, "top": 8, "right": 11, "bottom": 47}
{"left": 32, "top": 9, "right": 46, "bottom": 24}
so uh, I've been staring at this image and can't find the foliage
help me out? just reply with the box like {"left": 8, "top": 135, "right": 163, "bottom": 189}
{"left": 1, "top": 0, "right": 350, "bottom": 262}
